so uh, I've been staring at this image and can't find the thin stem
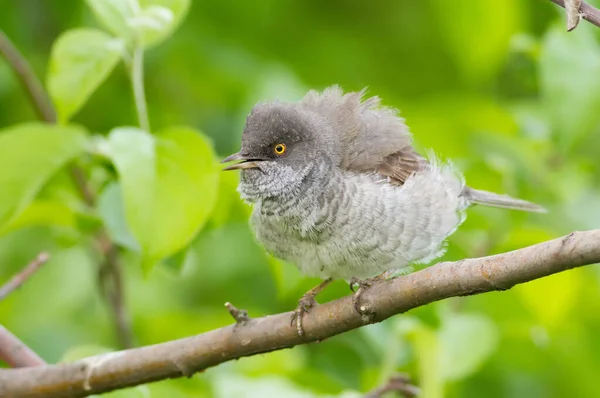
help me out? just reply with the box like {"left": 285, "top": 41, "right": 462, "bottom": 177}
{"left": 0, "top": 29, "right": 56, "bottom": 123}
{"left": 131, "top": 47, "right": 150, "bottom": 132}
{"left": 97, "top": 233, "right": 134, "bottom": 349}
{"left": 0, "top": 253, "right": 50, "bottom": 301}
{"left": 0, "top": 324, "right": 45, "bottom": 368}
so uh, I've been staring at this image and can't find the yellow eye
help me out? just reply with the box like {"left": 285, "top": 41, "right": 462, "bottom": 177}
{"left": 274, "top": 143, "right": 286, "bottom": 155}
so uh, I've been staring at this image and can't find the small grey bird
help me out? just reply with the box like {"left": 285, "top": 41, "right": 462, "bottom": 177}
{"left": 222, "top": 86, "right": 545, "bottom": 335}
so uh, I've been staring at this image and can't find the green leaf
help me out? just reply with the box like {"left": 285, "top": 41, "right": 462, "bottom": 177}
{"left": 430, "top": 0, "right": 523, "bottom": 83}
{"left": 539, "top": 24, "right": 600, "bottom": 151}
{"left": 438, "top": 314, "right": 499, "bottom": 381}
{"left": 398, "top": 317, "right": 444, "bottom": 398}
{"left": 206, "top": 170, "right": 240, "bottom": 229}
{"left": 516, "top": 269, "right": 582, "bottom": 327}
{"left": 97, "top": 182, "right": 140, "bottom": 251}
{"left": 60, "top": 344, "right": 113, "bottom": 362}
{"left": 0, "top": 200, "right": 77, "bottom": 235}
{"left": 85, "top": 0, "right": 138, "bottom": 42}
{"left": 104, "top": 126, "right": 219, "bottom": 272}
{"left": 0, "top": 123, "right": 89, "bottom": 231}
{"left": 47, "top": 28, "right": 124, "bottom": 123}
{"left": 266, "top": 255, "right": 306, "bottom": 300}
{"left": 86, "top": 0, "right": 190, "bottom": 48}
{"left": 136, "top": 0, "right": 191, "bottom": 48}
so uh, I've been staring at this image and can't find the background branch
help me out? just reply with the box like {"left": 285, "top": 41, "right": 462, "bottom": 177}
{"left": 549, "top": 0, "right": 600, "bottom": 29}
{"left": 0, "top": 230, "right": 598, "bottom": 398}
{"left": 0, "top": 29, "right": 134, "bottom": 350}
{"left": 0, "top": 252, "right": 50, "bottom": 301}
{"left": 0, "top": 29, "right": 56, "bottom": 122}
{"left": 0, "top": 325, "right": 46, "bottom": 368}
{"left": 0, "top": 254, "right": 49, "bottom": 368}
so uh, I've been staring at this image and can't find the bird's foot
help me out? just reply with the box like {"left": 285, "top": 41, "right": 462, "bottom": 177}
{"left": 290, "top": 278, "right": 334, "bottom": 336}
{"left": 350, "top": 273, "right": 389, "bottom": 315}
{"left": 290, "top": 293, "right": 318, "bottom": 337}
{"left": 350, "top": 277, "right": 374, "bottom": 315}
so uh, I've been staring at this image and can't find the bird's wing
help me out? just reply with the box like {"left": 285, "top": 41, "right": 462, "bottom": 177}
{"left": 376, "top": 146, "right": 430, "bottom": 185}
{"left": 301, "top": 85, "right": 426, "bottom": 184}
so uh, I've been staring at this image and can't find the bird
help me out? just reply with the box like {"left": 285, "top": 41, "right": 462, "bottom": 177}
{"left": 221, "top": 85, "right": 545, "bottom": 336}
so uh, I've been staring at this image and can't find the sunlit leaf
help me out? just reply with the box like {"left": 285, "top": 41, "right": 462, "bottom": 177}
{"left": 265, "top": 255, "right": 306, "bottom": 299}
{"left": 0, "top": 123, "right": 89, "bottom": 231}
{"left": 137, "top": 0, "right": 190, "bottom": 47}
{"left": 60, "top": 344, "right": 113, "bottom": 361}
{"left": 47, "top": 29, "right": 124, "bottom": 123}
{"left": 86, "top": 0, "right": 190, "bottom": 48}
{"left": 85, "top": 0, "right": 138, "bottom": 41}
{"left": 438, "top": 314, "right": 499, "bottom": 381}
{"left": 516, "top": 269, "right": 582, "bottom": 327}
{"left": 212, "top": 374, "right": 326, "bottom": 398}
{"left": 539, "top": 24, "right": 600, "bottom": 151}
{"left": 398, "top": 317, "right": 443, "bottom": 398}
{"left": 207, "top": 170, "right": 241, "bottom": 229}
{"left": 97, "top": 182, "right": 140, "bottom": 251}
{"left": 104, "top": 126, "right": 219, "bottom": 272}
{"left": 0, "top": 200, "right": 77, "bottom": 235}
{"left": 430, "top": 0, "right": 523, "bottom": 82}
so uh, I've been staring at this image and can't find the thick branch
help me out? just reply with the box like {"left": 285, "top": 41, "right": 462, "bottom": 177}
{"left": 549, "top": 0, "right": 600, "bottom": 29}
{"left": 0, "top": 230, "right": 598, "bottom": 398}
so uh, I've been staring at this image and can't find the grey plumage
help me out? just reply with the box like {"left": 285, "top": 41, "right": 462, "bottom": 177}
{"left": 222, "top": 85, "right": 545, "bottom": 281}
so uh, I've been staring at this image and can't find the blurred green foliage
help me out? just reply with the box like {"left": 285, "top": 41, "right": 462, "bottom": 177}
{"left": 1, "top": 1, "right": 600, "bottom": 397}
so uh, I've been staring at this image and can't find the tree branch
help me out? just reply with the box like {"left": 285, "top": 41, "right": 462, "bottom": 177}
{"left": 0, "top": 324, "right": 45, "bottom": 368}
{"left": 0, "top": 230, "right": 598, "bottom": 398}
{"left": 549, "top": 0, "right": 600, "bottom": 29}
{"left": 0, "top": 254, "right": 50, "bottom": 367}
{"left": 0, "top": 29, "right": 56, "bottom": 122}
{"left": 0, "top": 252, "right": 50, "bottom": 301}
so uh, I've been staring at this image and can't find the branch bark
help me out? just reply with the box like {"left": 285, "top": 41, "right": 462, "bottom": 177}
{"left": 549, "top": 0, "right": 600, "bottom": 29}
{"left": 1, "top": 230, "right": 598, "bottom": 398}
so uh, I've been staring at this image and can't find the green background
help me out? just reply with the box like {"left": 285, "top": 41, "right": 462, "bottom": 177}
{"left": 1, "top": 0, "right": 600, "bottom": 397}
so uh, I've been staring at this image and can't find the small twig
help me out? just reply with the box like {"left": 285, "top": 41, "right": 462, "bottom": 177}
{"left": 0, "top": 324, "right": 45, "bottom": 367}
{"left": 549, "top": 0, "right": 600, "bottom": 30}
{"left": 225, "top": 302, "right": 250, "bottom": 325}
{"left": 97, "top": 233, "right": 134, "bottom": 349}
{"left": 0, "top": 29, "right": 56, "bottom": 122}
{"left": 365, "top": 374, "right": 421, "bottom": 398}
{"left": 0, "top": 253, "right": 50, "bottom": 301}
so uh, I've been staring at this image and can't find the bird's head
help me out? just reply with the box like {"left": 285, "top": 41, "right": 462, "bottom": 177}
{"left": 221, "top": 103, "right": 339, "bottom": 201}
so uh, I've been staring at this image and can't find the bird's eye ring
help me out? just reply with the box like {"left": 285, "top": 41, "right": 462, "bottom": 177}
{"left": 274, "top": 143, "right": 286, "bottom": 155}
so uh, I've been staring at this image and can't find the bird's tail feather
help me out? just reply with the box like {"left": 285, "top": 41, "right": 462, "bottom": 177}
{"left": 462, "top": 187, "right": 547, "bottom": 213}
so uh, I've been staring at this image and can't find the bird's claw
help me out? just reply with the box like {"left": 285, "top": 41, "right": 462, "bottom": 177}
{"left": 290, "top": 293, "right": 318, "bottom": 336}
{"left": 350, "top": 277, "right": 375, "bottom": 315}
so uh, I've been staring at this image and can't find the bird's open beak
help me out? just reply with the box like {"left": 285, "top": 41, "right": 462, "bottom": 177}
{"left": 220, "top": 152, "right": 263, "bottom": 171}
